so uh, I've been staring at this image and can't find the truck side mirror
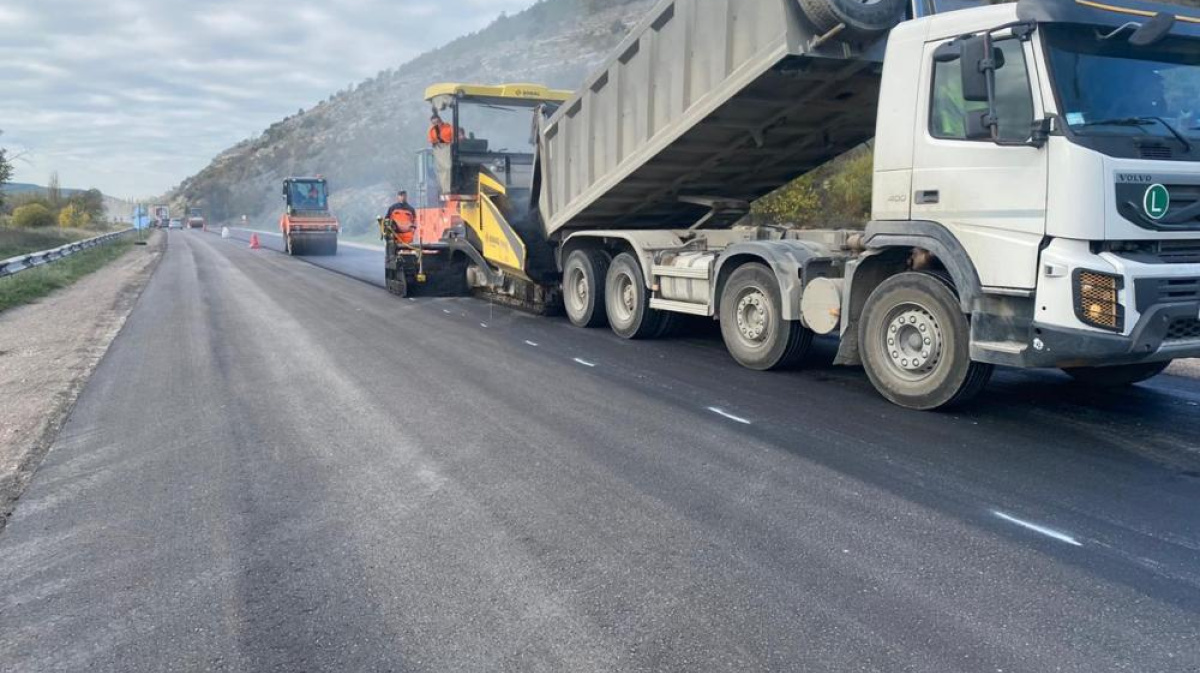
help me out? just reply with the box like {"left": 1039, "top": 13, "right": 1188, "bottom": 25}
{"left": 933, "top": 40, "right": 961, "bottom": 63}
{"left": 1130, "top": 12, "right": 1174, "bottom": 46}
{"left": 965, "top": 110, "right": 994, "bottom": 140}
{"left": 959, "top": 35, "right": 999, "bottom": 103}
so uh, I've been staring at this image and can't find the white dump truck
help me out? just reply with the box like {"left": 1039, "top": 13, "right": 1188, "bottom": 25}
{"left": 421, "top": 0, "right": 1200, "bottom": 409}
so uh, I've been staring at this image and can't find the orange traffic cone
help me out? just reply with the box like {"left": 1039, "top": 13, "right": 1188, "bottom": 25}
{"left": 249, "top": 233, "right": 261, "bottom": 250}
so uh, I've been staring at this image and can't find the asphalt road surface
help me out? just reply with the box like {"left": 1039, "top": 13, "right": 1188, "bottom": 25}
{"left": 2, "top": 229, "right": 1198, "bottom": 672}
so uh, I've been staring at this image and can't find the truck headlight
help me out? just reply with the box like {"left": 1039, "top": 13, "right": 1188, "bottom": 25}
{"left": 1073, "top": 270, "right": 1124, "bottom": 332}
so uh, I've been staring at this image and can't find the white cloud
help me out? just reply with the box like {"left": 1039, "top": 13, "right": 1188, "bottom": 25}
{"left": 0, "top": 0, "right": 537, "bottom": 198}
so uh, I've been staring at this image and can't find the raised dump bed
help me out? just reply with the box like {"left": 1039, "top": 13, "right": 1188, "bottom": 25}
{"left": 538, "top": 0, "right": 905, "bottom": 237}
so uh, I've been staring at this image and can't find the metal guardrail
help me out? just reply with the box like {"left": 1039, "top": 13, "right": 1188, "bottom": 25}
{"left": 0, "top": 228, "right": 135, "bottom": 279}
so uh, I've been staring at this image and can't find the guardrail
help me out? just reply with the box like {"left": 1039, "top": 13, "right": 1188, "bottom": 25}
{"left": 0, "top": 228, "right": 135, "bottom": 279}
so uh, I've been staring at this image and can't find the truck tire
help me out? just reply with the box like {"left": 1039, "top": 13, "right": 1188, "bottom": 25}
{"left": 719, "top": 263, "right": 812, "bottom": 370}
{"left": 564, "top": 248, "right": 610, "bottom": 328}
{"left": 1062, "top": 361, "right": 1170, "bottom": 387}
{"left": 605, "top": 252, "right": 667, "bottom": 339}
{"left": 859, "top": 272, "right": 993, "bottom": 410}
{"left": 796, "top": 0, "right": 907, "bottom": 40}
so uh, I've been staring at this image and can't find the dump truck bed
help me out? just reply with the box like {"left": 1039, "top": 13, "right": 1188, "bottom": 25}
{"left": 538, "top": 0, "right": 887, "bottom": 237}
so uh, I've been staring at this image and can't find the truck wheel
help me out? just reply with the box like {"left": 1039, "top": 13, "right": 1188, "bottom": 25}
{"left": 719, "top": 263, "right": 812, "bottom": 370}
{"left": 859, "top": 272, "right": 992, "bottom": 410}
{"left": 564, "top": 248, "right": 610, "bottom": 328}
{"left": 1062, "top": 361, "right": 1170, "bottom": 387}
{"left": 605, "top": 252, "right": 665, "bottom": 339}
{"left": 796, "top": 0, "right": 907, "bottom": 40}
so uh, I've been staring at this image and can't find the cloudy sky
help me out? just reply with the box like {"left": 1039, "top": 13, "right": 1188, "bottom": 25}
{"left": 0, "top": 0, "right": 537, "bottom": 198}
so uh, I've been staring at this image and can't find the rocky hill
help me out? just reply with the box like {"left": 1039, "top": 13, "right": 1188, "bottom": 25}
{"left": 172, "top": 0, "right": 654, "bottom": 235}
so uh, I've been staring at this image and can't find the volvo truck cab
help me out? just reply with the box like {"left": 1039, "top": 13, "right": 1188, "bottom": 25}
{"left": 844, "top": 0, "right": 1200, "bottom": 405}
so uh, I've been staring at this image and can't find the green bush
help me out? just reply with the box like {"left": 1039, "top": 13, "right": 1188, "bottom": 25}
{"left": 751, "top": 145, "right": 873, "bottom": 228}
{"left": 11, "top": 203, "right": 55, "bottom": 228}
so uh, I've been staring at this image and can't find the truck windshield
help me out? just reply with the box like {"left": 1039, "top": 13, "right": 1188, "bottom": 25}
{"left": 1045, "top": 24, "right": 1200, "bottom": 143}
{"left": 456, "top": 103, "right": 536, "bottom": 155}
{"left": 290, "top": 182, "right": 327, "bottom": 211}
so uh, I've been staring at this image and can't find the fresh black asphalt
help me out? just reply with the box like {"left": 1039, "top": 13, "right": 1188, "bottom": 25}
{"left": 2, "top": 228, "right": 1198, "bottom": 671}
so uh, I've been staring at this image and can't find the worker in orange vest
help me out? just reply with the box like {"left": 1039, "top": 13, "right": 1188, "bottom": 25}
{"left": 428, "top": 113, "right": 454, "bottom": 145}
{"left": 386, "top": 190, "right": 418, "bottom": 244}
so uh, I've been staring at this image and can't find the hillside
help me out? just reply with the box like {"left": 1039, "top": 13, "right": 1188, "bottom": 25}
{"left": 173, "top": 0, "right": 654, "bottom": 235}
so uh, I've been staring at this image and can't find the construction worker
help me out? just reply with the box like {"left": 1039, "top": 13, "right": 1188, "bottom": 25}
{"left": 386, "top": 190, "right": 417, "bottom": 244}
{"left": 428, "top": 113, "right": 455, "bottom": 145}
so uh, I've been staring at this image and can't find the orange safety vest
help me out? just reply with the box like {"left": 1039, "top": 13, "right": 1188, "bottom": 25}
{"left": 428, "top": 122, "right": 454, "bottom": 145}
{"left": 391, "top": 210, "right": 416, "bottom": 244}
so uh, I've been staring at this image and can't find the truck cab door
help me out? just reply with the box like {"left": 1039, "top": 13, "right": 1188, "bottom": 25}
{"left": 911, "top": 34, "right": 1047, "bottom": 291}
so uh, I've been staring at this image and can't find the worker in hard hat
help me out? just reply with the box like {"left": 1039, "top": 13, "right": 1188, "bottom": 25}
{"left": 428, "top": 113, "right": 455, "bottom": 145}
{"left": 385, "top": 190, "right": 418, "bottom": 244}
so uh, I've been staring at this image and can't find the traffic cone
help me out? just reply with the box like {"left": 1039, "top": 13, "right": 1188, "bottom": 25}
{"left": 249, "top": 233, "right": 261, "bottom": 250}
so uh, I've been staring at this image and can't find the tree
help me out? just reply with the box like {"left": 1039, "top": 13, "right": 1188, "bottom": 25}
{"left": 47, "top": 171, "right": 61, "bottom": 209}
{"left": 0, "top": 131, "right": 12, "bottom": 210}
{"left": 58, "top": 203, "right": 91, "bottom": 229}
{"left": 67, "top": 188, "right": 105, "bottom": 222}
{"left": 12, "top": 203, "right": 55, "bottom": 228}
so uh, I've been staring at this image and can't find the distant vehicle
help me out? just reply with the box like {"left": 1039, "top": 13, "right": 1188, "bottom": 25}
{"left": 280, "top": 177, "right": 339, "bottom": 255}
{"left": 153, "top": 205, "right": 170, "bottom": 228}
{"left": 168, "top": 218, "right": 183, "bottom": 230}
{"left": 186, "top": 208, "right": 205, "bottom": 229}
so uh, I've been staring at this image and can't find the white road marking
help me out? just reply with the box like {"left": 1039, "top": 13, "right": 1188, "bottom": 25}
{"left": 524, "top": 340, "right": 539, "bottom": 347}
{"left": 443, "top": 309, "right": 452, "bottom": 314}
{"left": 707, "top": 406, "right": 751, "bottom": 425}
{"left": 407, "top": 298, "right": 416, "bottom": 302}
{"left": 480, "top": 323, "right": 488, "bottom": 328}
{"left": 993, "top": 511, "right": 1082, "bottom": 547}
{"left": 573, "top": 358, "right": 596, "bottom": 367}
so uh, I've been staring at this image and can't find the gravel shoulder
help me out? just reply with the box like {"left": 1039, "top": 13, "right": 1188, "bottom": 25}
{"left": 0, "top": 231, "right": 164, "bottom": 529}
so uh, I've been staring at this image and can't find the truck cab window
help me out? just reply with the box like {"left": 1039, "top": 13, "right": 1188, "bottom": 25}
{"left": 930, "top": 38, "right": 1034, "bottom": 141}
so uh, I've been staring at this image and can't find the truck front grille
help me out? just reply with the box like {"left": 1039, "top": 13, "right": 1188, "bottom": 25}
{"left": 1134, "top": 277, "right": 1200, "bottom": 311}
{"left": 1160, "top": 240, "right": 1200, "bottom": 264}
{"left": 1116, "top": 183, "right": 1200, "bottom": 230}
{"left": 1165, "top": 318, "right": 1200, "bottom": 342}
{"left": 1138, "top": 144, "right": 1173, "bottom": 160}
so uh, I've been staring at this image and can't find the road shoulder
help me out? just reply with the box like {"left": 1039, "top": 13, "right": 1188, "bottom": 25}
{"left": 0, "top": 231, "right": 165, "bottom": 530}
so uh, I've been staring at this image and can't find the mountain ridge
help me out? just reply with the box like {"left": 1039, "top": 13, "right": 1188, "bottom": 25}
{"left": 172, "top": 0, "right": 654, "bottom": 235}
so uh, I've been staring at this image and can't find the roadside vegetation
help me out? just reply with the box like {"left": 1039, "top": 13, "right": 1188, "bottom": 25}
{"left": 751, "top": 145, "right": 874, "bottom": 229}
{"left": 0, "top": 227, "right": 93, "bottom": 259}
{"left": 1, "top": 173, "right": 109, "bottom": 231}
{"left": 0, "top": 235, "right": 134, "bottom": 313}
